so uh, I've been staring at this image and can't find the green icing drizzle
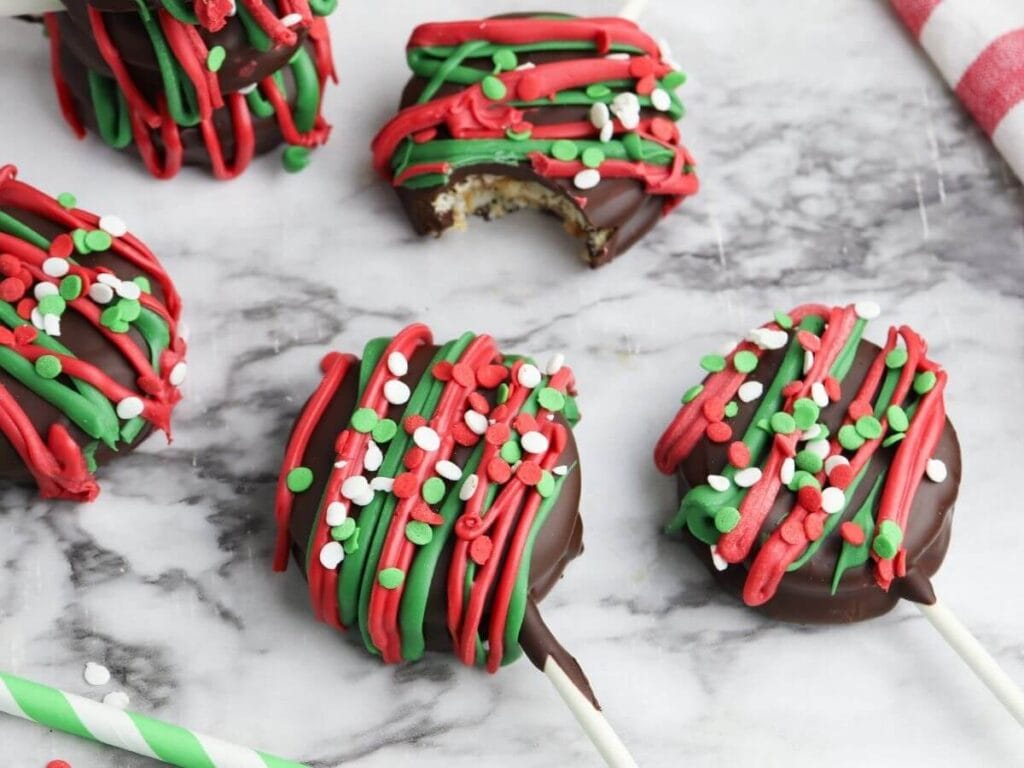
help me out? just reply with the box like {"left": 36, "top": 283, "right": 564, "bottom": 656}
{"left": 830, "top": 473, "right": 885, "bottom": 592}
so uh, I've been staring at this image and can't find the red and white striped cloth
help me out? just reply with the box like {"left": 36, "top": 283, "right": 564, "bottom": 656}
{"left": 892, "top": 0, "right": 1024, "bottom": 182}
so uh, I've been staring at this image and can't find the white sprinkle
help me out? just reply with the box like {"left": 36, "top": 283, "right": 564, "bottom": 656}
{"left": 30, "top": 308, "right": 45, "bottom": 331}
{"left": 325, "top": 501, "right": 348, "bottom": 526}
{"left": 748, "top": 327, "right": 788, "bottom": 350}
{"left": 459, "top": 473, "right": 479, "bottom": 501}
{"left": 780, "top": 457, "right": 795, "bottom": 485}
{"left": 435, "top": 460, "right": 463, "bottom": 482}
{"left": 42, "top": 257, "right": 69, "bottom": 277}
{"left": 99, "top": 215, "right": 128, "bottom": 237}
{"left": 926, "top": 458, "right": 947, "bottom": 483}
{"left": 89, "top": 283, "right": 115, "bottom": 304}
{"left": 169, "top": 362, "right": 187, "bottom": 387}
{"left": 552, "top": 465, "right": 569, "bottom": 476}
{"left": 650, "top": 88, "right": 672, "bottom": 111}
{"left": 803, "top": 350, "right": 815, "bottom": 375}
{"left": 737, "top": 381, "right": 763, "bottom": 403}
{"left": 617, "top": 109, "right": 640, "bottom": 130}
{"left": 599, "top": 122, "right": 615, "bottom": 143}
{"left": 521, "top": 431, "right": 549, "bottom": 455}
{"left": 116, "top": 280, "right": 141, "bottom": 300}
{"left": 589, "top": 101, "right": 610, "bottom": 129}
{"left": 319, "top": 541, "right": 345, "bottom": 569}
{"left": 854, "top": 301, "right": 881, "bottom": 320}
{"left": 34, "top": 281, "right": 59, "bottom": 300}
{"left": 824, "top": 455, "right": 850, "bottom": 475}
{"left": 605, "top": 52, "right": 630, "bottom": 60}
{"left": 239, "top": 83, "right": 258, "bottom": 95}
{"left": 546, "top": 353, "right": 565, "bottom": 375}
{"left": 383, "top": 379, "right": 410, "bottom": 405}
{"left": 370, "top": 476, "right": 394, "bottom": 492}
{"left": 811, "top": 381, "right": 829, "bottom": 408}
{"left": 96, "top": 273, "right": 121, "bottom": 287}
{"left": 413, "top": 426, "right": 441, "bottom": 452}
{"left": 341, "top": 475, "right": 370, "bottom": 501}
{"left": 515, "top": 61, "right": 537, "bottom": 70}
{"left": 806, "top": 438, "right": 831, "bottom": 459}
{"left": 116, "top": 396, "right": 144, "bottom": 420}
{"left": 363, "top": 441, "right": 383, "bottom": 472}
{"left": 83, "top": 663, "right": 110, "bottom": 687}
{"left": 734, "top": 467, "right": 762, "bottom": 488}
{"left": 387, "top": 351, "right": 408, "bottom": 377}
{"left": 611, "top": 92, "right": 640, "bottom": 118}
{"left": 44, "top": 314, "right": 61, "bottom": 337}
{"left": 103, "top": 691, "right": 130, "bottom": 710}
{"left": 353, "top": 488, "right": 375, "bottom": 507}
{"left": 517, "top": 363, "right": 542, "bottom": 389}
{"left": 574, "top": 169, "right": 601, "bottom": 190}
{"left": 710, "top": 545, "right": 729, "bottom": 571}
{"left": 464, "top": 410, "right": 489, "bottom": 435}
{"left": 280, "top": 12, "right": 303, "bottom": 26}
{"left": 801, "top": 423, "right": 822, "bottom": 441}
{"left": 334, "top": 459, "right": 348, "bottom": 469}
{"left": 707, "top": 474, "right": 730, "bottom": 492}
{"left": 821, "top": 487, "right": 846, "bottom": 514}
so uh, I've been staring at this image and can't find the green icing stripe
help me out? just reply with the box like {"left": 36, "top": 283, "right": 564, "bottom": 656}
{"left": 235, "top": 2, "right": 272, "bottom": 53}
{"left": 135, "top": 307, "right": 172, "bottom": 371}
{"left": 288, "top": 48, "right": 322, "bottom": 134}
{"left": 0, "top": 210, "right": 51, "bottom": 250}
{"left": 129, "top": 711, "right": 216, "bottom": 768}
{"left": 87, "top": 71, "right": 133, "bottom": 149}
{"left": 133, "top": 0, "right": 202, "bottom": 128}
{"left": 828, "top": 317, "right": 867, "bottom": 381}
{"left": 158, "top": 0, "right": 198, "bottom": 24}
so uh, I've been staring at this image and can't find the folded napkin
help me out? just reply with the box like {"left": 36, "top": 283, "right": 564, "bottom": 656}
{"left": 892, "top": 0, "right": 1024, "bottom": 182}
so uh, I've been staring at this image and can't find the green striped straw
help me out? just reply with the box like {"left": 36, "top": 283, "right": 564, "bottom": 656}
{"left": 0, "top": 671, "right": 308, "bottom": 768}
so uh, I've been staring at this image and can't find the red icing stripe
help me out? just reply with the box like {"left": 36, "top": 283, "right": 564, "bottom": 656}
{"left": 954, "top": 28, "right": 1024, "bottom": 136}
{"left": 890, "top": 0, "right": 943, "bottom": 38}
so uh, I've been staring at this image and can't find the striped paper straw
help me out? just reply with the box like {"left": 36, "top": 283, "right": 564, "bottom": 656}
{"left": 0, "top": 671, "right": 308, "bottom": 768}
{"left": 891, "top": 0, "right": 1024, "bottom": 181}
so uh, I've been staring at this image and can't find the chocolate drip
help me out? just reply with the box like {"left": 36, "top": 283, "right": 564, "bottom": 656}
{"left": 520, "top": 599, "right": 601, "bottom": 710}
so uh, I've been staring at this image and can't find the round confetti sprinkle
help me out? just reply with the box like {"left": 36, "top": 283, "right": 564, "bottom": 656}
{"left": 383, "top": 379, "right": 411, "bottom": 405}
{"left": 706, "top": 421, "right": 732, "bottom": 443}
{"left": 707, "top": 474, "right": 730, "bottom": 492}
{"left": 551, "top": 139, "right": 579, "bottom": 161}
{"left": 34, "top": 354, "right": 62, "bottom": 379}
{"left": 405, "top": 520, "right": 434, "bottom": 546}
{"left": 341, "top": 475, "right": 370, "bottom": 501}
{"left": 99, "top": 214, "right": 128, "bottom": 237}
{"left": 682, "top": 384, "right": 704, "bottom": 403}
{"left": 734, "top": 467, "right": 762, "bottom": 488}
{"left": 855, "top": 415, "right": 883, "bottom": 440}
{"left": 573, "top": 168, "right": 601, "bottom": 189}
{"left": 724, "top": 401, "right": 739, "bottom": 418}
{"left": 325, "top": 501, "right": 348, "bottom": 526}
{"left": 773, "top": 311, "right": 794, "bottom": 329}
{"left": 116, "top": 396, "right": 144, "bottom": 420}
{"left": 733, "top": 350, "right": 757, "bottom": 373}
{"left": 650, "top": 87, "right": 672, "bottom": 111}
{"left": 728, "top": 441, "right": 750, "bottom": 468}
{"left": 459, "top": 474, "right": 480, "bottom": 501}
{"left": 331, "top": 518, "right": 357, "bottom": 541}
{"left": 421, "top": 476, "right": 445, "bottom": 504}
{"left": 538, "top": 387, "right": 565, "bottom": 411}
{"left": 581, "top": 146, "right": 605, "bottom": 168}
{"left": 792, "top": 398, "right": 820, "bottom": 430}
{"left": 48, "top": 761, "right": 73, "bottom": 768}
{"left": 517, "top": 363, "right": 542, "bottom": 388}
{"left": 838, "top": 424, "right": 865, "bottom": 451}
{"left": 821, "top": 486, "right": 846, "bottom": 514}
{"left": 872, "top": 520, "right": 903, "bottom": 559}
{"left": 590, "top": 101, "right": 611, "bottom": 129}
{"left": 38, "top": 294, "right": 66, "bottom": 316}
{"left": 207, "top": 45, "right": 226, "bottom": 71}
{"left": 770, "top": 412, "right": 796, "bottom": 435}
{"left": 926, "top": 458, "right": 947, "bottom": 483}
{"left": 465, "top": 410, "right": 489, "bottom": 435}
{"left": 854, "top": 300, "right": 881, "bottom": 320}
{"left": 57, "top": 192, "right": 76, "bottom": 209}
{"left": 319, "top": 542, "right": 345, "bottom": 569}
{"left": 413, "top": 426, "right": 441, "bottom": 452}
{"left": 810, "top": 381, "right": 829, "bottom": 408}
{"left": 840, "top": 521, "right": 865, "bottom": 546}
{"left": 481, "top": 75, "right": 507, "bottom": 100}
{"left": 350, "top": 407, "right": 378, "bottom": 433}
{"left": 42, "top": 257, "right": 69, "bottom": 277}
{"left": 89, "top": 283, "right": 115, "bottom": 304}
{"left": 286, "top": 466, "right": 313, "bottom": 493}
{"left": 492, "top": 48, "right": 517, "bottom": 71}
{"left": 536, "top": 470, "right": 556, "bottom": 497}
{"left": 780, "top": 457, "right": 796, "bottom": 485}
{"left": 378, "top": 567, "right": 405, "bottom": 589}
{"left": 435, "top": 460, "right": 462, "bottom": 482}
{"left": 521, "top": 430, "right": 549, "bottom": 455}
{"left": 363, "top": 442, "right": 383, "bottom": 472}
{"left": 914, "top": 371, "right": 937, "bottom": 394}
{"left": 103, "top": 691, "right": 130, "bottom": 710}
{"left": 84, "top": 229, "right": 112, "bottom": 252}
{"left": 700, "top": 354, "right": 726, "bottom": 373}
{"left": 83, "top": 662, "right": 110, "bottom": 687}
{"left": 387, "top": 351, "right": 408, "bottom": 376}
{"left": 885, "top": 348, "right": 908, "bottom": 368}
{"left": 737, "top": 381, "right": 763, "bottom": 403}
{"left": 795, "top": 449, "right": 823, "bottom": 474}
{"left": 886, "top": 405, "right": 909, "bottom": 433}
{"left": 470, "top": 536, "right": 494, "bottom": 565}
{"left": 500, "top": 440, "right": 522, "bottom": 464}
{"left": 714, "top": 506, "right": 741, "bottom": 533}
{"left": 824, "top": 455, "right": 850, "bottom": 475}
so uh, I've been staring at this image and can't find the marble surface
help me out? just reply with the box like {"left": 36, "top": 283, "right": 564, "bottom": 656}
{"left": 1, "top": 0, "right": 1023, "bottom": 765}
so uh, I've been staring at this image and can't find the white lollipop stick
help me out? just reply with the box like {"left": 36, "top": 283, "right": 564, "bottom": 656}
{"left": 543, "top": 658, "right": 639, "bottom": 768}
{"left": 617, "top": 0, "right": 648, "bottom": 22}
{"left": 1, "top": 0, "right": 63, "bottom": 15}
{"left": 917, "top": 600, "right": 1024, "bottom": 727}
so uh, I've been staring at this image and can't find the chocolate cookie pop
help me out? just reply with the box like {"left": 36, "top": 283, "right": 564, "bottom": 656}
{"left": 41, "top": 0, "right": 336, "bottom": 179}
{"left": 0, "top": 165, "right": 186, "bottom": 500}
{"left": 655, "top": 302, "right": 1024, "bottom": 724}
{"left": 371, "top": 14, "right": 698, "bottom": 267}
{"left": 275, "top": 324, "right": 637, "bottom": 767}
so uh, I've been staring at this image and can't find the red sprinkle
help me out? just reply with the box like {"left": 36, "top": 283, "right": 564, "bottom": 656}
{"left": 706, "top": 421, "right": 732, "bottom": 443}
{"left": 517, "top": 460, "right": 542, "bottom": 486}
{"left": 432, "top": 361, "right": 453, "bottom": 381}
{"left": 412, "top": 128, "right": 438, "bottom": 144}
{"left": 477, "top": 365, "right": 509, "bottom": 388}
{"left": 650, "top": 117, "right": 678, "bottom": 142}
{"left": 804, "top": 512, "right": 827, "bottom": 541}
{"left": 781, "top": 381, "right": 802, "bottom": 398}
{"left": 47, "top": 762, "right": 72, "bottom": 768}
{"left": 468, "top": 392, "right": 490, "bottom": 414}
{"left": 49, "top": 234, "right": 74, "bottom": 259}
{"left": 839, "top": 521, "right": 865, "bottom": 546}
{"left": 404, "top": 446, "right": 425, "bottom": 469}
{"left": 470, "top": 535, "right": 494, "bottom": 565}
{"left": 797, "top": 486, "right": 822, "bottom": 512}
{"left": 0, "top": 254, "right": 19, "bottom": 277}
{"left": 487, "top": 457, "right": 512, "bottom": 484}
{"left": 490, "top": 404, "right": 509, "bottom": 422}
{"left": 848, "top": 400, "right": 871, "bottom": 420}
{"left": 727, "top": 441, "right": 750, "bottom": 468}
{"left": 452, "top": 423, "right": 479, "bottom": 447}
{"left": 636, "top": 74, "right": 656, "bottom": 95}
{"left": 796, "top": 330, "right": 821, "bottom": 352}
{"left": 824, "top": 376, "right": 841, "bottom": 401}
{"left": 14, "top": 325, "right": 36, "bottom": 345}
{"left": 451, "top": 362, "right": 476, "bottom": 388}
{"left": 829, "top": 464, "right": 854, "bottom": 489}
{"left": 780, "top": 518, "right": 807, "bottom": 545}
{"left": 392, "top": 473, "right": 419, "bottom": 499}
{"left": 404, "top": 414, "right": 426, "bottom": 434}
{"left": 485, "top": 423, "right": 510, "bottom": 446}
{"left": 0, "top": 277, "right": 25, "bottom": 302}
{"left": 411, "top": 502, "right": 444, "bottom": 525}
{"left": 701, "top": 399, "right": 725, "bottom": 422}
{"left": 629, "top": 56, "right": 655, "bottom": 77}
{"left": 15, "top": 298, "right": 34, "bottom": 320}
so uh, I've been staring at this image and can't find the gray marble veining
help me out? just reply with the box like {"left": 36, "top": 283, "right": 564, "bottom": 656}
{"left": 0, "top": 0, "right": 1022, "bottom": 765}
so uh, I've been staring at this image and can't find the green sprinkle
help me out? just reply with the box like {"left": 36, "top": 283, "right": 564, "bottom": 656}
{"left": 38, "top": 294, "right": 66, "bottom": 316}
{"left": 35, "top": 355, "right": 62, "bottom": 379}
{"left": 756, "top": 418, "right": 771, "bottom": 432}
{"left": 792, "top": 398, "right": 820, "bottom": 430}
{"left": 770, "top": 412, "right": 796, "bottom": 435}
{"left": 586, "top": 83, "right": 611, "bottom": 99}
{"left": 538, "top": 387, "right": 565, "bottom": 412}
{"left": 855, "top": 415, "right": 883, "bottom": 440}
{"left": 714, "top": 506, "right": 741, "bottom": 533}
{"left": 681, "top": 384, "right": 703, "bottom": 403}
{"left": 733, "top": 350, "right": 758, "bottom": 373}
{"left": 551, "top": 139, "right": 579, "bottom": 161}
{"left": 422, "top": 477, "right": 445, "bottom": 505}
{"left": 100, "top": 305, "right": 123, "bottom": 330}
{"left": 886, "top": 405, "right": 909, "bottom": 433}
{"left": 117, "top": 298, "right": 141, "bottom": 322}
{"left": 133, "top": 276, "right": 152, "bottom": 294}
{"left": 882, "top": 432, "right": 906, "bottom": 447}
{"left": 492, "top": 49, "right": 517, "bottom": 72}
{"left": 283, "top": 146, "right": 312, "bottom": 173}
{"left": 496, "top": 383, "right": 510, "bottom": 404}
{"left": 622, "top": 132, "right": 644, "bottom": 160}
{"left": 700, "top": 354, "right": 726, "bottom": 373}
{"left": 286, "top": 466, "right": 313, "bottom": 493}
{"left": 885, "top": 348, "right": 908, "bottom": 369}
{"left": 795, "top": 449, "right": 823, "bottom": 474}
{"left": 838, "top": 424, "right": 865, "bottom": 451}
{"left": 350, "top": 407, "right": 378, "bottom": 433}
{"left": 724, "top": 401, "right": 739, "bottom": 419}
{"left": 405, "top": 520, "right": 434, "bottom": 546}
{"left": 481, "top": 75, "right": 507, "bottom": 100}
{"left": 57, "top": 192, "right": 77, "bottom": 209}
{"left": 343, "top": 526, "right": 361, "bottom": 554}
{"left": 500, "top": 440, "right": 522, "bottom": 464}
{"left": 914, "top": 371, "right": 937, "bottom": 395}
{"left": 773, "top": 311, "right": 794, "bottom": 330}
{"left": 372, "top": 418, "right": 398, "bottom": 443}
{"left": 207, "top": 45, "right": 226, "bottom": 72}
{"left": 872, "top": 520, "right": 903, "bottom": 559}
{"left": 581, "top": 147, "right": 605, "bottom": 168}
{"left": 331, "top": 518, "right": 357, "bottom": 541}
{"left": 789, "top": 471, "right": 821, "bottom": 492}
{"left": 71, "top": 229, "right": 90, "bottom": 254}
{"left": 814, "top": 423, "right": 831, "bottom": 441}
{"left": 59, "top": 275, "right": 82, "bottom": 301}
{"left": 84, "top": 229, "right": 112, "bottom": 252}
{"left": 378, "top": 568, "right": 405, "bottom": 590}
{"left": 662, "top": 71, "right": 686, "bottom": 89}
{"left": 537, "top": 471, "right": 555, "bottom": 498}
{"left": 506, "top": 127, "right": 532, "bottom": 141}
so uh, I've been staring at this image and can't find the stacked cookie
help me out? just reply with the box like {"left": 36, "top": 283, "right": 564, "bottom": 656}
{"left": 43, "top": 0, "right": 337, "bottom": 179}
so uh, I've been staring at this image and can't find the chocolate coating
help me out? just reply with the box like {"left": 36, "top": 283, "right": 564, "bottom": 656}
{"left": 674, "top": 339, "right": 961, "bottom": 624}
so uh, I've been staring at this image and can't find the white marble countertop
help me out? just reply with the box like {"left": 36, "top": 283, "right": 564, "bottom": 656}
{"left": 1, "top": 1, "right": 1022, "bottom": 765}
